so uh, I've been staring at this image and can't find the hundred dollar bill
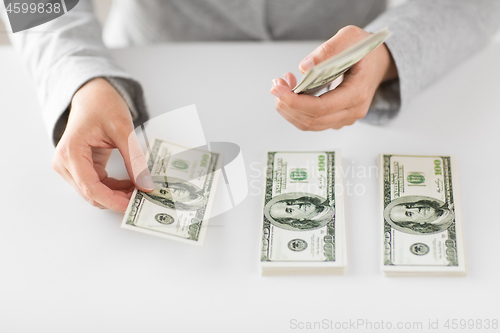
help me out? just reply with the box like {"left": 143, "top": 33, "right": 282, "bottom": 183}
{"left": 293, "top": 27, "right": 392, "bottom": 95}
{"left": 380, "top": 155, "right": 466, "bottom": 276}
{"left": 260, "top": 151, "right": 346, "bottom": 275}
{"left": 122, "top": 138, "right": 220, "bottom": 244}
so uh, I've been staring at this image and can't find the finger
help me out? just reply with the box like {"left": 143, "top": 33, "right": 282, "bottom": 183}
{"left": 283, "top": 72, "right": 297, "bottom": 89}
{"left": 66, "top": 145, "right": 130, "bottom": 212}
{"left": 116, "top": 129, "right": 154, "bottom": 193}
{"left": 270, "top": 77, "right": 291, "bottom": 97}
{"left": 275, "top": 107, "right": 312, "bottom": 131}
{"left": 313, "top": 72, "right": 369, "bottom": 116}
{"left": 299, "top": 25, "right": 369, "bottom": 73}
{"left": 272, "top": 77, "right": 290, "bottom": 89}
{"left": 276, "top": 97, "right": 353, "bottom": 131}
{"left": 273, "top": 83, "right": 353, "bottom": 119}
{"left": 271, "top": 83, "right": 328, "bottom": 117}
{"left": 57, "top": 150, "right": 133, "bottom": 209}
{"left": 55, "top": 162, "right": 107, "bottom": 209}
{"left": 330, "top": 118, "right": 357, "bottom": 130}
{"left": 282, "top": 112, "right": 357, "bottom": 131}
{"left": 274, "top": 68, "right": 370, "bottom": 124}
{"left": 288, "top": 48, "right": 373, "bottom": 119}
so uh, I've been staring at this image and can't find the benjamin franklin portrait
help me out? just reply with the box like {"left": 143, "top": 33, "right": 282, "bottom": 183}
{"left": 143, "top": 176, "right": 208, "bottom": 210}
{"left": 264, "top": 192, "right": 334, "bottom": 231}
{"left": 384, "top": 195, "right": 454, "bottom": 235}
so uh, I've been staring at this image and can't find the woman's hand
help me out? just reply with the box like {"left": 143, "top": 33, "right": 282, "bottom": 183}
{"left": 52, "top": 78, "right": 154, "bottom": 212}
{"left": 270, "top": 25, "right": 397, "bottom": 131}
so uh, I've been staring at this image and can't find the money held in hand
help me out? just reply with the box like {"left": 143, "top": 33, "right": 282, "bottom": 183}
{"left": 260, "top": 151, "right": 346, "bottom": 275}
{"left": 122, "top": 138, "right": 220, "bottom": 244}
{"left": 380, "top": 154, "right": 466, "bottom": 276}
{"left": 293, "top": 27, "right": 392, "bottom": 95}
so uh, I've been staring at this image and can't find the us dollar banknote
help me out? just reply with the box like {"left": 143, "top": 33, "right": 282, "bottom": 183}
{"left": 293, "top": 27, "right": 392, "bottom": 95}
{"left": 122, "top": 138, "right": 220, "bottom": 244}
{"left": 260, "top": 151, "right": 346, "bottom": 275}
{"left": 380, "top": 155, "right": 466, "bottom": 276}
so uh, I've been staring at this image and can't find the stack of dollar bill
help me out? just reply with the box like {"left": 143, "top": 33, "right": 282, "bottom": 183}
{"left": 122, "top": 138, "right": 220, "bottom": 245}
{"left": 380, "top": 154, "right": 466, "bottom": 276}
{"left": 293, "top": 27, "right": 392, "bottom": 95}
{"left": 119, "top": 138, "right": 467, "bottom": 277}
{"left": 260, "top": 151, "right": 346, "bottom": 275}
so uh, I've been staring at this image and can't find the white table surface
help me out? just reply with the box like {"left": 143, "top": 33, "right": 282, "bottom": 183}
{"left": 1, "top": 40, "right": 499, "bottom": 333}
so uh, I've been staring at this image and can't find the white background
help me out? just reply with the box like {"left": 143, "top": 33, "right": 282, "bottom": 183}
{"left": 1, "top": 37, "right": 500, "bottom": 332}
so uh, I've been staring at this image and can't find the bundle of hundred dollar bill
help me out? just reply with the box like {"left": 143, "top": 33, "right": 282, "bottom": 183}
{"left": 260, "top": 151, "right": 346, "bottom": 275}
{"left": 380, "top": 154, "right": 466, "bottom": 276}
{"left": 122, "top": 138, "right": 221, "bottom": 245}
{"left": 293, "top": 27, "right": 392, "bottom": 95}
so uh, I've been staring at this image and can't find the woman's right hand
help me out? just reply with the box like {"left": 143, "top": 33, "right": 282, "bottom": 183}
{"left": 52, "top": 78, "right": 154, "bottom": 212}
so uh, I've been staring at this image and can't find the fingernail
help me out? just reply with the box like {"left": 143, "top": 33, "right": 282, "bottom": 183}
{"left": 136, "top": 171, "right": 154, "bottom": 191}
{"left": 272, "top": 79, "right": 279, "bottom": 86}
{"left": 300, "top": 58, "right": 315, "bottom": 72}
{"left": 270, "top": 88, "right": 280, "bottom": 98}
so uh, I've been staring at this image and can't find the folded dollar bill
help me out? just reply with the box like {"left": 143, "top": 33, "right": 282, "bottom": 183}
{"left": 293, "top": 27, "right": 392, "bottom": 95}
{"left": 122, "top": 138, "right": 221, "bottom": 245}
{"left": 379, "top": 154, "right": 466, "bottom": 276}
{"left": 260, "top": 151, "right": 346, "bottom": 275}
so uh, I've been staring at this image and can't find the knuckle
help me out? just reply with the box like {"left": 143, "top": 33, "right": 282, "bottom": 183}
{"left": 358, "top": 89, "right": 371, "bottom": 104}
{"left": 299, "top": 118, "right": 316, "bottom": 131}
{"left": 52, "top": 146, "right": 68, "bottom": 173}
{"left": 354, "top": 112, "right": 364, "bottom": 120}
{"left": 109, "top": 117, "right": 133, "bottom": 139}
{"left": 51, "top": 159, "right": 61, "bottom": 174}
{"left": 319, "top": 42, "right": 335, "bottom": 59}
{"left": 353, "top": 108, "right": 368, "bottom": 120}
{"left": 276, "top": 98, "right": 287, "bottom": 111}
{"left": 54, "top": 144, "right": 68, "bottom": 162}
{"left": 317, "top": 103, "right": 331, "bottom": 118}
{"left": 352, "top": 90, "right": 369, "bottom": 106}
{"left": 280, "top": 94, "right": 296, "bottom": 110}
{"left": 294, "top": 121, "right": 309, "bottom": 131}
{"left": 64, "top": 141, "right": 83, "bottom": 160}
{"left": 287, "top": 99, "right": 297, "bottom": 110}
{"left": 80, "top": 183, "right": 95, "bottom": 200}
{"left": 342, "top": 120, "right": 356, "bottom": 128}
{"left": 88, "top": 199, "right": 99, "bottom": 207}
{"left": 51, "top": 154, "right": 61, "bottom": 171}
{"left": 330, "top": 123, "right": 344, "bottom": 130}
{"left": 304, "top": 117, "right": 318, "bottom": 129}
{"left": 340, "top": 25, "right": 363, "bottom": 37}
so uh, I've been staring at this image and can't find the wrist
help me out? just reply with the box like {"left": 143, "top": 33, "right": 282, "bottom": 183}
{"left": 68, "top": 77, "right": 134, "bottom": 133}
{"left": 380, "top": 44, "right": 398, "bottom": 82}
{"left": 72, "top": 77, "right": 112, "bottom": 104}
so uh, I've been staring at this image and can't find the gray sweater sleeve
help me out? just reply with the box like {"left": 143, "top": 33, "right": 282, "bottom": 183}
{"left": 1, "top": 0, "right": 148, "bottom": 145}
{"left": 363, "top": 0, "right": 500, "bottom": 124}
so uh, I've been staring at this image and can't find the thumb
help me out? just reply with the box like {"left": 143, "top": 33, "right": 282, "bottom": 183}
{"left": 117, "top": 128, "right": 155, "bottom": 192}
{"left": 299, "top": 40, "right": 338, "bottom": 73}
{"left": 299, "top": 26, "right": 367, "bottom": 74}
